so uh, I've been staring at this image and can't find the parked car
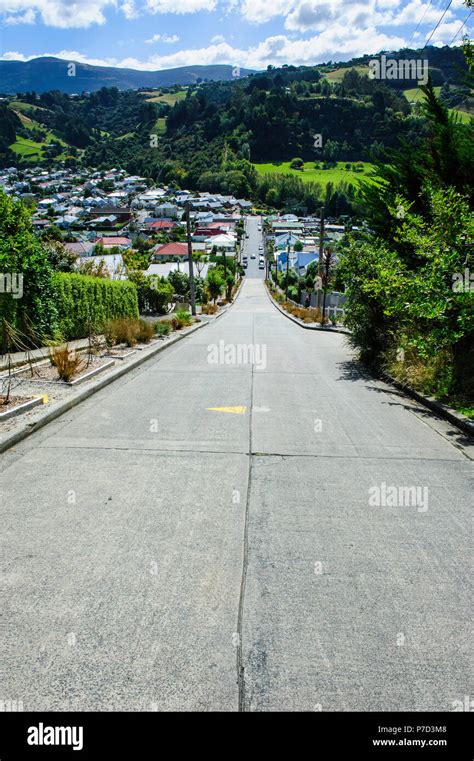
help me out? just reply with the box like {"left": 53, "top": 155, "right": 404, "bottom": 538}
{"left": 259, "top": 260, "right": 265, "bottom": 269}
{"left": 251, "top": 253, "right": 256, "bottom": 259}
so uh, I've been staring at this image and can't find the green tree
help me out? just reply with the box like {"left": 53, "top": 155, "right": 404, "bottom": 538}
{"left": 0, "top": 191, "right": 58, "bottom": 350}
{"left": 206, "top": 268, "right": 224, "bottom": 304}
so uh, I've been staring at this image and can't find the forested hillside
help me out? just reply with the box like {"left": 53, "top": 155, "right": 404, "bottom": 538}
{"left": 2, "top": 45, "right": 471, "bottom": 215}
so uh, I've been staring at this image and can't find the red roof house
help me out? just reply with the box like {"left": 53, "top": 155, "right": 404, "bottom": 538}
{"left": 152, "top": 242, "right": 188, "bottom": 260}
{"left": 146, "top": 220, "right": 177, "bottom": 231}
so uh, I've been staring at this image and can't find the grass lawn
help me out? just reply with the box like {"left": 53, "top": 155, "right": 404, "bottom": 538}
{"left": 144, "top": 90, "right": 187, "bottom": 105}
{"left": 10, "top": 100, "right": 49, "bottom": 113}
{"left": 322, "top": 65, "right": 370, "bottom": 82}
{"left": 10, "top": 136, "right": 45, "bottom": 160}
{"left": 154, "top": 117, "right": 167, "bottom": 135}
{"left": 253, "top": 160, "right": 377, "bottom": 186}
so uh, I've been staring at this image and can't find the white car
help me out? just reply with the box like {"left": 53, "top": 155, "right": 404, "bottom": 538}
{"left": 251, "top": 253, "right": 256, "bottom": 259}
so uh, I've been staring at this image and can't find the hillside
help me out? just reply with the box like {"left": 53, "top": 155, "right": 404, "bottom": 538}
{"left": 0, "top": 57, "right": 255, "bottom": 95}
{"left": 1, "top": 45, "right": 471, "bottom": 216}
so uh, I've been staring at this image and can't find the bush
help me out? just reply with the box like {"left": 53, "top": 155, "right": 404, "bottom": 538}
{"left": 0, "top": 191, "right": 59, "bottom": 350}
{"left": 155, "top": 320, "right": 172, "bottom": 336}
{"left": 128, "top": 271, "right": 174, "bottom": 313}
{"left": 171, "top": 309, "right": 193, "bottom": 330}
{"left": 104, "top": 318, "right": 137, "bottom": 347}
{"left": 54, "top": 273, "right": 139, "bottom": 340}
{"left": 136, "top": 319, "right": 155, "bottom": 343}
{"left": 50, "top": 344, "right": 85, "bottom": 381}
{"left": 290, "top": 157, "right": 304, "bottom": 170}
{"left": 201, "top": 303, "right": 218, "bottom": 315}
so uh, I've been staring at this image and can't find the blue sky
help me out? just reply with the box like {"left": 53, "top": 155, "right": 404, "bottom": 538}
{"left": 0, "top": 0, "right": 471, "bottom": 70}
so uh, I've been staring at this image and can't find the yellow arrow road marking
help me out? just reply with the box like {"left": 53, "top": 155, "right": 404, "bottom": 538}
{"left": 207, "top": 406, "right": 247, "bottom": 415}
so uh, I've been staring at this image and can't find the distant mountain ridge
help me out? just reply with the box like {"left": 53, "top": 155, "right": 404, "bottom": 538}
{"left": 0, "top": 57, "right": 256, "bottom": 94}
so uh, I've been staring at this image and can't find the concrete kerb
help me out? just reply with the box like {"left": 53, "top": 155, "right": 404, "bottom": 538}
{"left": 0, "top": 283, "right": 246, "bottom": 455}
{"left": 265, "top": 282, "right": 473, "bottom": 439}
{"left": 265, "top": 282, "right": 351, "bottom": 335}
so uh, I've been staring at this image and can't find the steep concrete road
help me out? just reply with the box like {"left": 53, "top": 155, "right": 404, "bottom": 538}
{"left": 1, "top": 225, "right": 472, "bottom": 711}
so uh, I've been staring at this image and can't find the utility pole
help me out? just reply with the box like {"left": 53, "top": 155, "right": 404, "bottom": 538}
{"left": 285, "top": 241, "right": 290, "bottom": 300}
{"left": 320, "top": 246, "right": 333, "bottom": 326}
{"left": 185, "top": 201, "right": 196, "bottom": 316}
{"left": 317, "top": 206, "right": 325, "bottom": 310}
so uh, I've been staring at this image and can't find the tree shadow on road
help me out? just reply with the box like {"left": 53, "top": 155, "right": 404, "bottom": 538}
{"left": 336, "top": 360, "right": 473, "bottom": 451}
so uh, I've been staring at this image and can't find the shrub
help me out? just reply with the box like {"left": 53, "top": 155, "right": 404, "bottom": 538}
{"left": 171, "top": 309, "right": 192, "bottom": 330}
{"left": 136, "top": 319, "right": 155, "bottom": 343}
{"left": 128, "top": 271, "right": 174, "bottom": 313}
{"left": 50, "top": 344, "right": 85, "bottom": 382}
{"left": 104, "top": 318, "right": 137, "bottom": 347}
{"left": 155, "top": 321, "right": 172, "bottom": 336}
{"left": 201, "top": 303, "right": 218, "bottom": 315}
{"left": 290, "top": 157, "right": 304, "bottom": 170}
{"left": 206, "top": 269, "right": 224, "bottom": 303}
{"left": 53, "top": 273, "right": 139, "bottom": 341}
{"left": 0, "top": 191, "right": 59, "bottom": 350}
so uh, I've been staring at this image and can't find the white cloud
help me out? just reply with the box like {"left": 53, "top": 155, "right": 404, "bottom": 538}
{"left": 121, "top": 0, "right": 139, "bottom": 18}
{"left": 145, "top": 0, "right": 216, "bottom": 13}
{"left": 1, "top": 51, "right": 29, "bottom": 60}
{"left": 381, "top": 0, "right": 455, "bottom": 27}
{"left": 145, "top": 33, "right": 180, "bottom": 43}
{"left": 0, "top": 0, "right": 216, "bottom": 26}
{"left": 211, "top": 34, "right": 226, "bottom": 44}
{"left": 0, "top": 0, "right": 117, "bottom": 28}
{"left": 430, "top": 19, "right": 471, "bottom": 45}
{"left": 240, "top": 0, "right": 290, "bottom": 25}
{"left": 284, "top": 1, "right": 385, "bottom": 34}
{"left": 3, "top": 8, "right": 35, "bottom": 24}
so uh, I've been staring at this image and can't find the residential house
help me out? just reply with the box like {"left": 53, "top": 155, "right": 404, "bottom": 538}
{"left": 151, "top": 242, "right": 188, "bottom": 262}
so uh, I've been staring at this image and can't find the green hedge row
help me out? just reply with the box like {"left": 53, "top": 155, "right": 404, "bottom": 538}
{"left": 53, "top": 273, "right": 139, "bottom": 340}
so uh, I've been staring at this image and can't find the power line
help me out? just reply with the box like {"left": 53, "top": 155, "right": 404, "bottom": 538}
{"left": 408, "top": 0, "right": 433, "bottom": 48}
{"left": 448, "top": 9, "right": 473, "bottom": 45}
{"left": 421, "top": 0, "right": 453, "bottom": 50}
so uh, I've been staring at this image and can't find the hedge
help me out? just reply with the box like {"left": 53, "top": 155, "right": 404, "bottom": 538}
{"left": 53, "top": 273, "right": 139, "bottom": 340}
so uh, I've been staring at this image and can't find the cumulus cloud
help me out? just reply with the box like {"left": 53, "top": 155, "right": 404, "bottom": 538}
{"left": 145, "top": 0, "right": 216, "bottom": 13}
{"left": 145, "top": 33, "right": 180, "bottom": 43}
{"left": 240, "top": 0, "right": 291, "bottom": 25}
{"left": 0, "top": 0, "right": 215, "bottom": 27}
{"left": 0, "top": 0, "right": 116, "bottom": 28}
{"left": 3, "top": 8, "right": 35, "bottom": 24}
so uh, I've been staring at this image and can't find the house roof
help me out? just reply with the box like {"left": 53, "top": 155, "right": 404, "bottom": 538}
{"left": 65, "top": 242, "right": 93, "bottom": 255}
{"left": 147, "top": 220, "right": 176, "bottom": 229}
{"left": 95, "top": 236, "right": 131, "bottom": 246}
{"left": 153, "top": 242, "right": 188, "bottom": 256}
